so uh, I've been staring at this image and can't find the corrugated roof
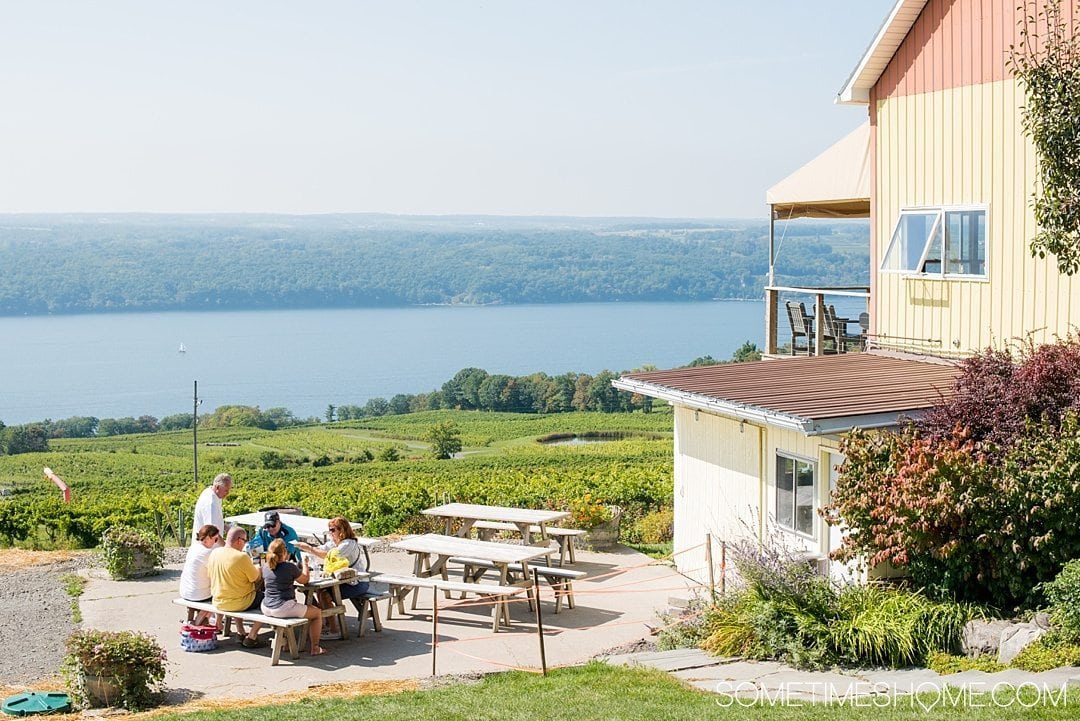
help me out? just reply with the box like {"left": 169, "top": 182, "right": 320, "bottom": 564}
{"left": 614, "top": 352, "right": 958, "bottom": 435}
{"left": 836, "top": 0, "right": 928, "bottom": 104}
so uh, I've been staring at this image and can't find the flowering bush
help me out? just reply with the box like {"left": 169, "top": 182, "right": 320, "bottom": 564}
{"left": 101, "top": 525, "right": 164, "bottom": 580}
{"left": 569, "top": 493, "right": 612, "bottom": 528}
{"left": 63, "top": 628, "right": 166, "bottom": 710}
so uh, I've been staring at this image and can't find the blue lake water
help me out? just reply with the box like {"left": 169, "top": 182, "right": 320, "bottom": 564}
{"left": 0, "top": 299, "right": 864, "bottom": 424}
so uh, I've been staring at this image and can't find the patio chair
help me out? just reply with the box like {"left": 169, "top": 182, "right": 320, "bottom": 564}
{"left": 822, "top": 305, "right": 864, "bottom": 353}
{"left": 785, "top": 301, "right": 814, "bottom": 355}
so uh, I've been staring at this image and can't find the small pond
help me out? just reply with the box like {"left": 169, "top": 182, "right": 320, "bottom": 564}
{"left": 536, "top": 431, "right": 666, "bottom": 446}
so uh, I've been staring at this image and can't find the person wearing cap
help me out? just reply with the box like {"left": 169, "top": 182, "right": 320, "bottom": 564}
{"left": 244, "top": 511, "right": 301, "bottom": 562}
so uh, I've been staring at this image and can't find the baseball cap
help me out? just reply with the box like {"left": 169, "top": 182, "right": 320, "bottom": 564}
{"left": 263, "top": 511, "right": 280, "bottom": 528}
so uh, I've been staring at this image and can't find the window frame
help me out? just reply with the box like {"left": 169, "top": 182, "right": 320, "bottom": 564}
{"left": 775, "top": 452, "right": 817, "bottom": 539}
{"left": 880, "top": 205, "right": 989, "bottom": 279}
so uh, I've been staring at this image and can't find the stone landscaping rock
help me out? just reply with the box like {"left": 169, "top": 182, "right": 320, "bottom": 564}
{"left": 962, "top": 619, "right": 1012, "bottom": 657}
{"left": 998, "top": 624, "right": 1045, "bottom": 664}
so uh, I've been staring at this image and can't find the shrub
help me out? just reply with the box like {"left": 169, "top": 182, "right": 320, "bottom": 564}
{"left": 568, "top": 493, "right": 612, "bottom": 528}
{"left": 63, "top": 628, "right": 166, "bottom": 710}
{"left": 100, "top": 525, "right": 163, "bottom": 580}
{"left": 1042, "top": 560, "right": 1080, "bottom": 635}
{"left": 1010, "top": 636, "right": 1080, "bottom": 672}
{"left": 926, "top": 652, "right": 1004, "bottom": 675}
{"left": 696, "top": 540, "right": 975, "bottom": 669}
{"left": 635, "top": 509, "right": 674, "bottom": 544}
{"left": 827, "top": 337, "right": 1080, "bottom": 611}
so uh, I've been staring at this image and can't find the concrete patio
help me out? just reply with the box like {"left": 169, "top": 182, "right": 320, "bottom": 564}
{"left": 78, "top": 544, "right": 694, "bottom": 701}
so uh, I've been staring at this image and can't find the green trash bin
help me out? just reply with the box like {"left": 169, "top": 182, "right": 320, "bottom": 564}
{"left": 2, "top": 692, "right": 72, "bottom": 716}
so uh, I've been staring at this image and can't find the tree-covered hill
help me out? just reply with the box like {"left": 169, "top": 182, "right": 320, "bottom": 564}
{"left": 0, "top": 214, "right": 868, "bottom": 316}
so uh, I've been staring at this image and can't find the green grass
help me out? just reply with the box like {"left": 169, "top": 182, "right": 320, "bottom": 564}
{"left": 59, "top": 572, "right": 86, "bottom": 623}
{"left": 145, "top": 663, "right": 1076, "bottom": 720}
{"left": 626, "top": 541, "right": 674, "bottom": 559}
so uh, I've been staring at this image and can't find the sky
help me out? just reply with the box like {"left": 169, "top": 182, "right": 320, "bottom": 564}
{"left": 0, "top": 1, "right": 895, "bottom": 219}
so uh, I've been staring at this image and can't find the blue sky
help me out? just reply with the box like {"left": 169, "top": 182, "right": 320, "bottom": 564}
{"left": 0, "top": 1, "right": 894, "bottom": 218}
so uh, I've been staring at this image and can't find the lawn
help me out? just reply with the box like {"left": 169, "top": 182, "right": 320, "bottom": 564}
{"left": 149, "top": 663, "right": 1075, "bottom": 720}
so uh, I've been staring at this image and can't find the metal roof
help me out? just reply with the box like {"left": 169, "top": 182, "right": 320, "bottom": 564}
{"left": 836, "top": 0, "right": 928, "bottom": 105}
{"left": 613, "top": 351, "right": 959, "bottom": 435}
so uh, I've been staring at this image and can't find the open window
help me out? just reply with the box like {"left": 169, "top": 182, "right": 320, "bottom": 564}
{"left": 881, "top": 207, "right": 986, "bottom": 277}
{"left": 776, "top": 454, "right": 816, "bottom": 537}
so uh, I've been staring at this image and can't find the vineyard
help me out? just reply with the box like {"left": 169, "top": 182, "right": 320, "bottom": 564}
{"left": 0, "top": 410, "right": 674, "bottom": 548}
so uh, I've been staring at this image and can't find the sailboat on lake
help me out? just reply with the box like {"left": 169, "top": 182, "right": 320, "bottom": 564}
{"left": 178, "top": 342, "right": 187, "bottom": 354}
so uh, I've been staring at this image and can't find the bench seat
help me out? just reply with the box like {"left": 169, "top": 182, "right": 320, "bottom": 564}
{"left": 447, "top": 557, "right": 585, "bottom": 612}
{"left": 172, "top": 599, "right": 309, "bottom": 666}
{"left": 369, "top": 572, "right": 528, "bottom": 631}
{"left": 470, "top": 521, "right": 586, "bottom": 565}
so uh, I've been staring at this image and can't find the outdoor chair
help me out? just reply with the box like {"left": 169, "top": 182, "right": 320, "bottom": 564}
{"left": 822, "top": 305, "right": 864, "bottom": 354}
{"left": 785, "top": 301, "right": 814, "bottom": 355}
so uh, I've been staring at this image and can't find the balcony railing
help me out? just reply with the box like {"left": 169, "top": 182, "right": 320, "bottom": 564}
{"left": 764, "top": 285, "right": 870, "bottom": 357}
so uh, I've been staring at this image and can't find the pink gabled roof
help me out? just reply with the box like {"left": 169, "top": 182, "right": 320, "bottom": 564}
{"left": 837, "top": 0, "right": 928, "bottom": 104}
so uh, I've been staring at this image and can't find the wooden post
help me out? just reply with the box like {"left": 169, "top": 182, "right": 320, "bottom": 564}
{"left": 814, "top": 293, "right": 826, "bottom": 356}
{"left": 764, "top": 288, "right": 779, "bottom": 355}
{"left": 178, "top": 509, "right": 186, "bottom": 546}
{"left": 533, "top": 568, "right": 548, "bottom": 675}
{"left": 720, "top": 541, "right": 727, "bottom": 595}
{"left": 705, "top": 533, "right": 716, "bottom": 601}
{"left": 431, "top": 585, "right": 439, "bottom": 676}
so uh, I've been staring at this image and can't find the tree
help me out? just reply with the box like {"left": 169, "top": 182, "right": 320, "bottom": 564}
{"left": 731, "top": 341, "right": 762, "bottom": 363}
{"left": 442, "top": 367, "right": 488, "bottom": 410}
{"left": 363, "top": 397, "right": 390, "bottom": 417}
{"left": 427, "top": 421, "right": 462, "bottom": 460}
{"left": 159, "top": 413, "right": 193, "bottom": 431}
{"left": 324, "top": 404, "right": 336, "bottom": 423}
{"left": 1009, "top": 2, "right": 1080, "bottom": 274}
{"left": 388, "top": 394, "right": 411, "bottom": 415}
{"left": 4, "top": 424, "right": 49, "bottom": 454}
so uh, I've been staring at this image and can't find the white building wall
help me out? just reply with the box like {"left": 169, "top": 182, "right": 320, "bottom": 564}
{"left": 672, "top": 406, "right": 763, "bottom": 585}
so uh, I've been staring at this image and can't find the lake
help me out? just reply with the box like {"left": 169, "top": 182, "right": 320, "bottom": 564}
{"left": 0, "top": 299, "right": 861, "bottom": 425}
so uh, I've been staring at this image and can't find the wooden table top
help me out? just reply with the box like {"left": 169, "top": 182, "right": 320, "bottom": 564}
{"left": 421, "top": 503, "right": 570, "bottom": 526}
{"left": 390, "top": 533, "right": 556, "bottom": 564}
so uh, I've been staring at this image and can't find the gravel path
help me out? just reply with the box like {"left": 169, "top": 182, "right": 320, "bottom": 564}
{"left": 0, "top": 555, "right": 91, "bottom": 686}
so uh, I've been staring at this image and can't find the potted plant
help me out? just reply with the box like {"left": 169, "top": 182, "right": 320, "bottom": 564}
{"left": 62, "top": 628, "right": 166, "bottom": 710}
{"left": 569, "top": 494, "right": 622, "bottom": 551}
{"left": 101, "top": 525, "right": 164, "bottom": 580}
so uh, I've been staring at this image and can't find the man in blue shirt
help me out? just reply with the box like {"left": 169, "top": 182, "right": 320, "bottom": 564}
{"left": 244, "top": 511, "right": 301, "bottom": 562}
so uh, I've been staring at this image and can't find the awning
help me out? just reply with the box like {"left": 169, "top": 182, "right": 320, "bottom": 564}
{"left": 765, "top": 122, "right": 870, "bottom": 219}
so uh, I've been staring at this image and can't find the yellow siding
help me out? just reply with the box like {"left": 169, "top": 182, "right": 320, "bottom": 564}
{"left": 672, "top": 406, "right": 845, "bottom": 582}
{"left": 875, "top": 78, "right": 1080, "bottom": 354}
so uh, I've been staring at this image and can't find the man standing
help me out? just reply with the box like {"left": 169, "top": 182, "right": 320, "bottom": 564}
{"left": 208, "top": 526, "right": 264, "bottom": 647}
{"left": 192, "top": 472, "right": 232, "bottom": 542}
{"left": 245, "top": 511, "right": 301, "bottom": 562}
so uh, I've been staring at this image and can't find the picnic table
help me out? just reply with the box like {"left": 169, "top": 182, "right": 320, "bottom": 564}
{"left": 224, "top": 511, "right": 380, "bottom": 566}
{"left": 297, "top": 572, "right": 371, "bottom": 642}
{"left": 421, "top": 503, "right": 570, "bottom": 545}
{"left": 389, "top": 533, "right": 556, "bottom": 627}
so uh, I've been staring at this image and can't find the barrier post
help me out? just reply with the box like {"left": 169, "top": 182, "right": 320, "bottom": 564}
{"left": 705, "top": 533, "right": 716, "bottom": 601}
{"left": 431, "top": 585, "right": 439, "bottom": 676}
{"left": 532, "top": 568, "right": 548, "bottom": 675}
{"left": 720, "top": 540, "right": 727, "bottom": 595}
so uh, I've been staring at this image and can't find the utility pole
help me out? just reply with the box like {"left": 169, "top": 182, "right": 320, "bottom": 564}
{"left": 193, "top": 380, "right": 200, "bottom": 488}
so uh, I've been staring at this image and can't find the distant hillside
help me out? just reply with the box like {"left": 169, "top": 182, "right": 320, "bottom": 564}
{"left": 0, "top": 214, "right": 869, "bottom": 316}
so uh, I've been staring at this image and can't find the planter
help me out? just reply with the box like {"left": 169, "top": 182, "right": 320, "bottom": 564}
{"left": 580, "top": 506, "right": 622, "bottom": 551}
{"left": 81, "top": 671, "right": 122, "bottom": 708}
{"left": 122, "top": 550, "right": 157, "bottom": 579}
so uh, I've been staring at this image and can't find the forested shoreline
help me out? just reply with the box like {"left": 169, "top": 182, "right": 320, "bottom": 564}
{"left": 0, "top": 214, "right": 868, "bottom": 317}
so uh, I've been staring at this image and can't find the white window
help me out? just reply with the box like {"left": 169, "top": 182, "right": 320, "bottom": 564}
{"left": 776, "top": 454, "right": 816, "bottom": 537}
{"left": 881, "top": 207, "right": 987, "bottom": 277}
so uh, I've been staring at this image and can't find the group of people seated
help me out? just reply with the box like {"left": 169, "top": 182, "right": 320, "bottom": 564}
{"left": 179, "top": 473, "right": 369, "bottom": 655}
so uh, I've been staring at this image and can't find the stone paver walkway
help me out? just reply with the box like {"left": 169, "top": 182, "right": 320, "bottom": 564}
{"left": 604, "top": 649, "right": 1080, "bottom": 704}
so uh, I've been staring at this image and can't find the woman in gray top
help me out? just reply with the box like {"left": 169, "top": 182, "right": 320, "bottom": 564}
{"left": 260, "top": 539, "right": 328, "bottom": 656}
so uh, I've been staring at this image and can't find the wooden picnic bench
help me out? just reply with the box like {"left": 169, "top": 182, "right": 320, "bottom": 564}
{"left": 470, "top": 520, "right": 586, "bottom": 566}
{"left": 368, "top": 572, "right": 529, "bottom": 631}
{"left": 448, "top": 556, "right": 586, "bottom": 612}
{"left": 171, "top": 599, "right": 309, "bottom": 666}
